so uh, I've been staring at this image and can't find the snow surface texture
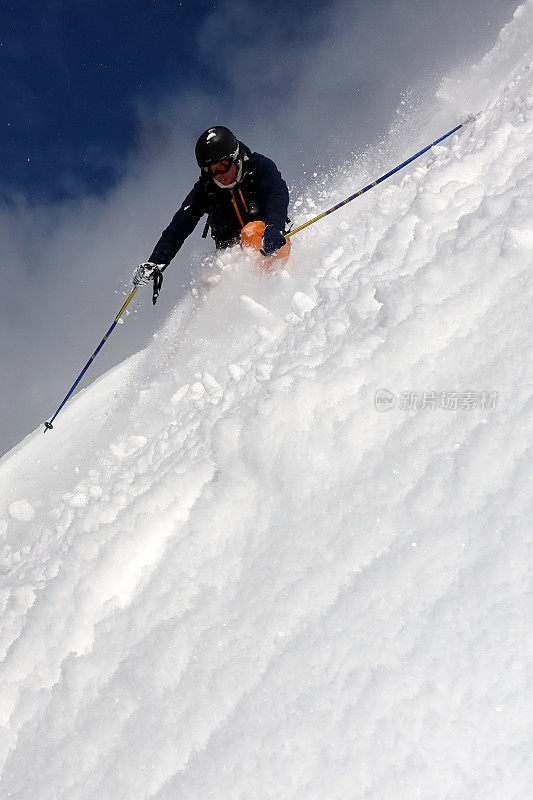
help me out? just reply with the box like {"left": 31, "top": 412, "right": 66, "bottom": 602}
{"left": 1, "top": 4, "right": 532, "bottom": 799}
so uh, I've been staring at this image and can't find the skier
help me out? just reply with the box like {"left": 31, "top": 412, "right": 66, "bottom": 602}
{"left": 133, "top": 126, "right": 291, "bottom": 288}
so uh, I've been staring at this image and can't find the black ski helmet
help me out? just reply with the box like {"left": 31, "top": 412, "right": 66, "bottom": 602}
{"left": 195, "top": 126, "right": 239, "bottom": 168}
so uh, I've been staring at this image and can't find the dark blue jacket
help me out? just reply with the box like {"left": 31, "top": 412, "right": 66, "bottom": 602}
{"left": 148, "top": 146, "right": 289, "bottom": 266}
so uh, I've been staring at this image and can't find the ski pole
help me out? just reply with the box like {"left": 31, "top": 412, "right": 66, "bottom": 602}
{"left": 44, "top": 267, "right": 164, "bottom": 432}
{"left": 43, "top": 286, "right": 139, "bottom": 432}
{"left": 285, "top": 119, "right": 472, "bottom": 240}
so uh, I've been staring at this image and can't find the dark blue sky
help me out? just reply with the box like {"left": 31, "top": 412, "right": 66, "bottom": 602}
{"left": 1, "top": 0, "right": 326, "bottom": 202}
{"left": 1, "top": 1, "right": 218, "bottom": 199}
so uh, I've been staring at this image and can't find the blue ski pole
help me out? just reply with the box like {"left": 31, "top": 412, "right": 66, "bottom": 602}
{"left": 44, "top": 267, "right": 163, "bottom": 431}
{"left": 285, "top": 118, "right": 475, "bottom": 239}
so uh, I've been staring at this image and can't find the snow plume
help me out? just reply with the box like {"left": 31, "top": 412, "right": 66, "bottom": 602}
{"left": 0, "top": 3, "right": 532, "bottom": 799}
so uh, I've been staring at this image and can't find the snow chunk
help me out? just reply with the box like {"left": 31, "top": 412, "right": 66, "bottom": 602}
{"left": 190, "top": 382, "right": 206, "bottom": 400}
{"left": 255, "top": 363, "right": 273, "bottom": 382}
{"left": 228, "top": 364, "right": 245, "bottom": 381}
{"left": 109, "top": 443, "right": 126, "bottom": 460}
{"left": 291, "top": 291, "right": 316, "bottom": 317}
{"left": 69, "top": 493, "right": 88, "bottom": 509}
{"left": 127, "top": 435, "right": 148, "bottom": 452}
{"left": 240, "top": 295, "right": 274, "bottom": 321}
{"left": 202, "top": 372, "right": 223, "bottom": 400}
{"left": 8, "top": 499, "right": 35, "bottom": 522}
{"left": 170, "top": 384, "right": 190, "bottom": 407}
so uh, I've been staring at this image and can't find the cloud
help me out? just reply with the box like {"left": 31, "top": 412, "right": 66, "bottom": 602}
{"left": 0, "top": 0, "right": 521, "bottom": 457}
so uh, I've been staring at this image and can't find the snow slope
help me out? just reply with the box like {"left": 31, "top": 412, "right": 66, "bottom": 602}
{"left": 1, "top": 4, "right": 532, "bottom": 798}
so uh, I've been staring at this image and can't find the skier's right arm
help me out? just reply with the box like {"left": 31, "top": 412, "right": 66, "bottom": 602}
{"left": 147, "top": 181, "right": 206, "bottom": 268}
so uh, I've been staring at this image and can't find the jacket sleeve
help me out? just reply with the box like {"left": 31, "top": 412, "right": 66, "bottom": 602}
{"left": 253, "top": 153, "right": 290, "bottom": 232}
{"left": 148, "top": 180, "right": 206, "bottom": 267}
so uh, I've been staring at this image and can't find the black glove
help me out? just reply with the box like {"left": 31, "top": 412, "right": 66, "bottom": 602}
{"left": 260, "top": 226, "right": 286, "bottom": 256}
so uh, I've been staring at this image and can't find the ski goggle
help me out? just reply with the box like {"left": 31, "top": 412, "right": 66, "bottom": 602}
{"left": 205, "top": 158, "right": 233, "bottom": 175}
